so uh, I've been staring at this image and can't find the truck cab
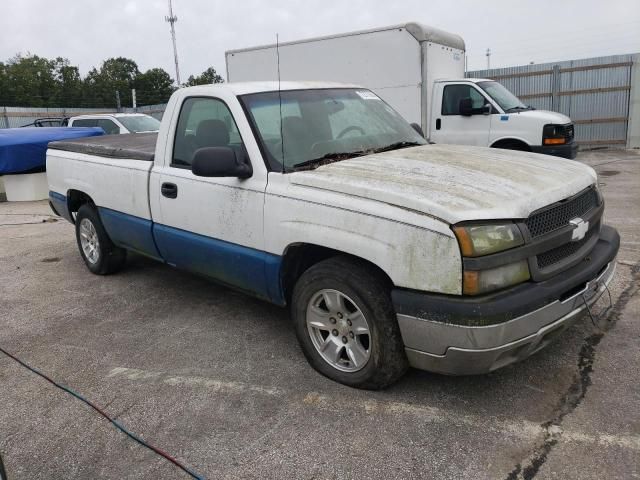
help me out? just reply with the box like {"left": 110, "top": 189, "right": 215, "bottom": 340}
{"left": 430, "top": 78, "right": 577, "bottom": 158}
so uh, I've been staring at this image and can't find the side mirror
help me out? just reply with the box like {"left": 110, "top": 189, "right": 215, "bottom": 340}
{"left": 459, "top": 97, "right": 474, "bottom": 116}
{"left": 191, "top": 147, "right": 252, "bottom": 178}
{"left": 482, "top": 103, "right": 492, "bottom": 115}
{"left": 410, "top": 122, "right": 425, "bottom": 138}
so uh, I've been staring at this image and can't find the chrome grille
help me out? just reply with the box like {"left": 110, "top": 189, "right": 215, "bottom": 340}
{"left": 525, "top": 187, "right": 599, "bottom": 238}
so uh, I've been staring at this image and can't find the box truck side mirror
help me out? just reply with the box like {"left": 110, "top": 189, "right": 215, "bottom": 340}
{"left": 459, "top": 98, "right": 474, "bottom": 116}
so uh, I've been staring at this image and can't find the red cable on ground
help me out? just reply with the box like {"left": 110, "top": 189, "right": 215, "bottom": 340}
{"left": 0, "top": 345, "right": 204, "bottom": 480}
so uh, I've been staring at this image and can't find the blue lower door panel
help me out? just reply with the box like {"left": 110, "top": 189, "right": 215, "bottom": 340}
{"left": 49, "top": 191, "right": 73, "bottom": 223}
{"left": 153, "top": 224, "right": 284, "bottom": 304}
{"left": 98, "top": 207, "right": 162, "bottom": 260}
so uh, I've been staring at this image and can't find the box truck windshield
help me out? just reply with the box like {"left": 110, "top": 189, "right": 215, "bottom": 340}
{"left": 477, "top": 81, "right": 531, "bottom": 112}
{"left": 239, "top": 88, "right": 426, "bottom": 171}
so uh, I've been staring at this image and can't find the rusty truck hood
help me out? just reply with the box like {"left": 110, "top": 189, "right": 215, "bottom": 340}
{"left": 289, "top": 144, "right": 597, "bottom": 224}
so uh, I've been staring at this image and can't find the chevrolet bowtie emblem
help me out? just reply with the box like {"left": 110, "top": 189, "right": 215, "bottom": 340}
{"left": 570, "top": 217, "right": 589, "bottom": 241}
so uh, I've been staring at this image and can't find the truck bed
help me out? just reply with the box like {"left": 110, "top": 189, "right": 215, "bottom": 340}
{"left": 48, "top": 132, "right": 157, "bottom": 161}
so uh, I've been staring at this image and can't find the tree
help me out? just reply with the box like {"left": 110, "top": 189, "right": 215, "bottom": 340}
{"left": 0, "top": 62, "right": 8, "bottom": 106}
{"left": 185, "top": 67, "right": 224, "bottom": 86}
{"left": 135, "top": 68, "right": 176, "bottom": 105}
{"left": 52, "top": 57, "right": 83, "bottom": 107}
{"left": 84, "top": 57, "right": 140, "bottom": 108}
{"left": 2, "top": 54, "right": 57, "bottom": 107}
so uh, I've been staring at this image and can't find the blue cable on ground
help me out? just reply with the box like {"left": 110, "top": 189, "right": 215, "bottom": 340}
{"left": 0, "top": 345, "right": 204, "bottom": 480}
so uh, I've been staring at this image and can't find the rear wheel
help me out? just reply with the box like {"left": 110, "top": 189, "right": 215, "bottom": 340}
{"left": 75, "top": 204, "right": 126, "bottom": 275}
{"left": 291, "top": 257, "right": 408, "bottom": 389}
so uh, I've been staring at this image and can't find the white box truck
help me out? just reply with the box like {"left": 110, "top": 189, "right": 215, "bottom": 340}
{"left": 226, "top": 22, "right": 577, "bottom": 158}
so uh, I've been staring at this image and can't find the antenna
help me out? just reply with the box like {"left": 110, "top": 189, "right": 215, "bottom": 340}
{"left": 165, "top": 0, "right": 181, "bottom": 85}
{"left": 276, "top": 33, "right": 284, "bottom": 173}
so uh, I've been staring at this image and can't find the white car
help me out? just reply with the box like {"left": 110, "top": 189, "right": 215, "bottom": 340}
{"left": 68, "top": 113, "right": 160, "bottom": 135}
{"left": 47, "top": 82, "right": 618, "bottom": 388}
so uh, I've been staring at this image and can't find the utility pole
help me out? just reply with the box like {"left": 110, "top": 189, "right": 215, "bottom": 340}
{"left": 165, "top": 0, "right": 181, "bottom": 86}
{"left": 486, "top": 48, "right": 491, "bottom": 71}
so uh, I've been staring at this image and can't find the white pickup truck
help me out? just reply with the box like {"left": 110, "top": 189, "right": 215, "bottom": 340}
{"left": 47, "top": 82, "right": 619, "bottom": 389}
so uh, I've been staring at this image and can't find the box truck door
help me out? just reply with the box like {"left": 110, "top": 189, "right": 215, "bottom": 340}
{"left": 429, "top": 83, "right": 493, "bottom": 146}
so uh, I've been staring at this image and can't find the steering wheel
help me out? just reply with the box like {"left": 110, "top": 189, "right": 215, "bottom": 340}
{"left": 337, "top": 125, "right": 365, "bottom": 139}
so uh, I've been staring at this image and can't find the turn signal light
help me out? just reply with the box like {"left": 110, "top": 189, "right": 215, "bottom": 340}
{"left": 544, "top": 138, "right": 566, "bottom": 145}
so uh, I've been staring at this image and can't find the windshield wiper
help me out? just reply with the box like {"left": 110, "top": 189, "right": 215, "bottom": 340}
{"left": 290, "top": 141, "right": 423, "bottom": 171}
{"left": 370, "top": 141, "right": 423, "bottom": 154}
{"left": 291, "top": 151, "right": 366, "bottom": 171}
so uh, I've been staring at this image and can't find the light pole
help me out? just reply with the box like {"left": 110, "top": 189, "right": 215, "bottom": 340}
{"left": 165, "top": 0, "right": 181, "bottom": 86}
{"left": 486, "top": 48, "right": 491, "bottom": 71}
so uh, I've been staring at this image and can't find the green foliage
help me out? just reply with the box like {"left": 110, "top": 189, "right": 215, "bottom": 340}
{"left": 0, "top": 53, "right": 202, "bottom": 108}
{"left": 135, "top": 68, "right": 176, "bottom": 105}
{"left": 1, "top": 54, "right": 57, "bottom": 107}
{"left": 184, "top": 67, "right": 224, "bottom": 86}
{"left": 85, "top": 57, "right": 141, "bottom": 108}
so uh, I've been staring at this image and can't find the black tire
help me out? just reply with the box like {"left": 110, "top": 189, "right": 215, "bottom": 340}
{"left": 291, "top": 256, "right": 408, "bottom": 389}
{"left": 75, "top": 204, "right": 126, "bottom": 275}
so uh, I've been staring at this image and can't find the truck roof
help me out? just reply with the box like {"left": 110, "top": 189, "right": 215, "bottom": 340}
{"left": 69, "top": 113, "right": 151, "bottom": 120}
{"left": 182, "top": 81, "right": 364, "bottom": 96}
{"left": 434, "top": 78, "right": 494, "bottom": 84}
{"left": 226, "top": 22, "right": 465, "bottom": 54}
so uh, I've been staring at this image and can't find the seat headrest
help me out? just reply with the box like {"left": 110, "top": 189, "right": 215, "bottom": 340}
{"left": 196, "top": 119, "right": 230, "bottom": 147}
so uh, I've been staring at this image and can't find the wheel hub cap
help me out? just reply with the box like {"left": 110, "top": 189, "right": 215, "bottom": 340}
{"left": 79, "top": 218, "right": 100, "bottom": 264}
{"left": 306, "top": 289, "right": 371, "bottom": 372}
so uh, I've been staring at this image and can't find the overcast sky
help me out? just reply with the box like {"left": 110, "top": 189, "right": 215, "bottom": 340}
{"left": 1, "top": 0, "right": 639, "bottom": 82}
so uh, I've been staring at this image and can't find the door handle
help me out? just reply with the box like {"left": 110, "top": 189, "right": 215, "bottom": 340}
{"left": 436, "top": 118, "right": 441, "bottom": 130}
{"left": 161, "top": 182, "right": 178, "bottom": 199}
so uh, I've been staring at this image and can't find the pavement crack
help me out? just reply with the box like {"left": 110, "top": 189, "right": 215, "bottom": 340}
{"left": 504, "top": 262, "right": 640, "bottom": 480}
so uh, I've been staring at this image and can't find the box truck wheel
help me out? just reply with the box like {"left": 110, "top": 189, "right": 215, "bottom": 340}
{"left": 291, "top": 256, "right": 408, "bottom": 389}
{"left": 75, "top": 204, "right": 127, "bottom": 275}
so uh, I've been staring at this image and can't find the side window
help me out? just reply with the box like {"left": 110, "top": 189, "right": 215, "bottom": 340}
{"left": 172, "top": 97, "right": 244, "bottom": 167}
{"left": 442, "top": 85, "right": 488, "bottom": 115}
{"left": 71, "top": 119, "right": 96, "bottom": 128}
{"left": 96, "top": 119, "right": 120, "bottom": 135}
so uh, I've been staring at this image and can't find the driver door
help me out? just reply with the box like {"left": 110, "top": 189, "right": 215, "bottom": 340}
{"left": 430, "top": 83, "right": 493, "bottom": 146}
{"left": 151, "top": 96, "right": 270, "bottom": 297}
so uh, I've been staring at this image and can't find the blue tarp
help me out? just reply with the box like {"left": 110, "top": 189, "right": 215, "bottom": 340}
{"left": 0, "top": 127, "right": 104, "bottom": 175}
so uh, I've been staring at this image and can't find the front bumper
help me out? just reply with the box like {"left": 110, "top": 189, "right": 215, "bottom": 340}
{"left": 392, "top": 225, "right": 619, "bottom": 375}
{"left": 531, "top": 141, "right": 578, "bottom": 159}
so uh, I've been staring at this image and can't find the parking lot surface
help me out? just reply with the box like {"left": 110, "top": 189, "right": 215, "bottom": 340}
{"left": 1, "top": 149, "right": 639, "bottom": 480}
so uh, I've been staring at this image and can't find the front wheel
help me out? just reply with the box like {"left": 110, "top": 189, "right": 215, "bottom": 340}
{"left": 291, "top": 257, "right": 408, "bottom": 389}
{"left": 75, "top": 204, "right": 126, "bottom": 275}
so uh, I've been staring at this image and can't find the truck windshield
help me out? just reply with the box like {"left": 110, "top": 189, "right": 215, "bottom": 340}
{"left": 477, "top": 81, "right": 530, "bottom": 112}
{"left": 117, "top": 115, "right": 161, "bottom": 133}
{"left": 239, "top": 88, "right": 426, "bottom": 172}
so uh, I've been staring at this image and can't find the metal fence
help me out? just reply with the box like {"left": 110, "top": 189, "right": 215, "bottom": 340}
{"left": 0, "top": 104, "right": 168, "bottom": 129}
{"left": 468, "top": 53, "right": 637, "bottom": 149}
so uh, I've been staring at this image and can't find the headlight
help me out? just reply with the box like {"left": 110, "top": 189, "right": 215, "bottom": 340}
{"left": 453, "top": 223, "right": 530, "bottom": 295}
{"left": 463, "top": 260, "right": 531, "bottom": 295}
{"left": 453, "top": 224, "right": 524, "bottom": 257}
{"left": 543, "top": 124, "right": 567, "bottom": 145}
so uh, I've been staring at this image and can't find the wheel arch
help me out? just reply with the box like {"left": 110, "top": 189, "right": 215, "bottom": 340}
{"left": 66, "top": 190, "right": 96, "bottom": 222}
{"left": 279, "top": 243, "right": 393, "bottom": 305}
{"left": 490, "top": 138, "right": 532, "bottom": 151}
